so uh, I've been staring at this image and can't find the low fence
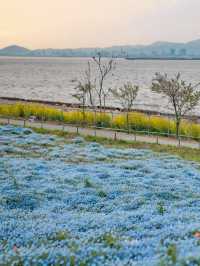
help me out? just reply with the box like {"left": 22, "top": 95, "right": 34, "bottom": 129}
{"left": 1, "top": 113, "right": 200, "bottom": 149}
{"left": 52, "top": 107, "right": 200, "bottom": 143}
{"left": 1, "top": 102, "right": 200, "bottom": 140}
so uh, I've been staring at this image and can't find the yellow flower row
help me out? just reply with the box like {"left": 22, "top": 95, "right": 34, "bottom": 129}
{"left": 0, "top": 103, "right": 200, "bottom": 139}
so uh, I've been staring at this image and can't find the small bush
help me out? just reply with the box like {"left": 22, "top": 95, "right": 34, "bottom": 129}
{"left": 84, "top": 178, "right": 94, "bottom": 188}
{"left": 157, "top": 202, "right": 166, "bottom": 215}
{"left": 167, "top": 244, "right": 177, "bottom": 264}
{"left": 97, "top": 190, "right": 107, "bottom": 198}
{"left": 99, "top": 233, "right": 120, "bottom": 249}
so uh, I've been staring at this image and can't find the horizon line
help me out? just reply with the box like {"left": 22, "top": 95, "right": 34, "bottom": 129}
{"left": 1, "top": 38, "right": 200, "bottom": 50}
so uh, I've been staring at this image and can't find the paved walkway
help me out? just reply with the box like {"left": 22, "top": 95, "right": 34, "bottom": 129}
{"left": 0, "top": 117, "right": 199, "bottom": 149}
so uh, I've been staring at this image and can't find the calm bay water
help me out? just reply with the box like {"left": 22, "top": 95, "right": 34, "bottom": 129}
{"left": 0, "top": 57, "right": 200, "bottom": 114}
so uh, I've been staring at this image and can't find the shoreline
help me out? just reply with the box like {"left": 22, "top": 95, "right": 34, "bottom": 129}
{"left": 0, "top": 96, "right": 200, "bottom": 121}
{"left": 126, "top": 57, "right": 200, "bottom": 61}
{"left": 1, "top": 55, "right": 200, "bottom": 61}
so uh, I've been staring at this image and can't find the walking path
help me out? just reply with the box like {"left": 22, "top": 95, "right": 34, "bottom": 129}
{"left": 0, "top": 117, "right": 199, "bottom": 149}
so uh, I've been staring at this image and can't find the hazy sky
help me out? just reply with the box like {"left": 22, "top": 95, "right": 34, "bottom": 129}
{"left": 0, "top": 0, "right": 200, "bottom": 49}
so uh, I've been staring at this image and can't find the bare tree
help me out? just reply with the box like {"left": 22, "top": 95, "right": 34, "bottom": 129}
{"left": 84, "top": 61, "right": 96, "bottom": 108}
{"left": 72, "top": 82, "right": 87, "bottom": 121}
{"left": 111, "top": 82, "right": 139, "bottom": 131}
{"left": 92, "top": 53, "right": 115, "bottom": 112}
{"left": 152, "top": 73, "right": 200, "bottom": 138}
{"left": 72, "top": 62, "right": 96, "bottom": 121}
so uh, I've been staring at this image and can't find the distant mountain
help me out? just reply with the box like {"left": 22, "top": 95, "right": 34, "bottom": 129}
{"left": 0, "top": 45, "right": 30, "bottom": 56}
{"left": 1, "top": 39, "right": 200, "bottom": 58}
{"left": 187, "top": 39, "right": 200, "bottom": 46}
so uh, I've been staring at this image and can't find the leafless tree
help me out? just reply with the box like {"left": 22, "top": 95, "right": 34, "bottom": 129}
{"left": 92, "top": 53, "right": 116, "bottom": 112}
{"left": 72, "top": 83, "right": 87, "bottom": 121}
{"left": 152, "top": 73, "right": 200, "bottom": 138}
{"left": 111, "top": 82, "right": 139, "bottom": 131}
{"left": 84, "top": 61, "right": 96, "bottom": 107}
{"left": 72, "top": 62, "right": 96, "bottom": 120}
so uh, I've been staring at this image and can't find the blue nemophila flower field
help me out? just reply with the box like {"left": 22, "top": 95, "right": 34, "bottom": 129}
{"left": 1, "top": 125, "right": 200, "bottom": 266}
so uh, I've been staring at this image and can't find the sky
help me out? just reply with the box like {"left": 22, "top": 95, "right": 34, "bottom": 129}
{"left": 0, "top": 0, "right": 200, "bottom": 49}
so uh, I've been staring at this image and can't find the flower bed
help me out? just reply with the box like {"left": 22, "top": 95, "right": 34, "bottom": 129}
{"left": 1, "top": 103, "right": 200, "bottom": 139}
{"left": 1, "top": 125, "right": 200, "bottom": 265}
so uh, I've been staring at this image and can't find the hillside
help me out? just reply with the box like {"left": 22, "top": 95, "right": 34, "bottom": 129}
{"left": 0, "top": 45, "right": 30, "bottom": 56}
{"left": 1, "top": 39, "right": 200, "bottom": 58}
{"left": 1, "top": 124, "right": 200, "bottom": 265}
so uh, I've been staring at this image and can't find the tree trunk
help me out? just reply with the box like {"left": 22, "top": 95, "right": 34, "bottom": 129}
{"left": 99, "top": 80, "right": 103, "bottom": 113}
{"left": 99, "top": 95, "right": 102, "bottom": 113}
{"left": 175, "top": 119, "right": 181, "bottom": 139}
{"left": 103, "top": 94, "right": 106, "bottom": 113}
{"left": 126, "top": 111, "right": 130, "bottom": 133}
{"left": 82, "top": 97, "right": 86, "bottom": 126}
{"left": 88, "top": 91, "right": 93, "bottom": 107}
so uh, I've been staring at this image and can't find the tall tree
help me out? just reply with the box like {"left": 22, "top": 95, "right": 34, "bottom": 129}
{"left": 92, "top": 53, "right": 115, "bottom": 112}
{"left": 152, "top": 73, "right": 200, "bottom": 138}
{"left": 72, "top": 62, "right": 96, "bottom": 120}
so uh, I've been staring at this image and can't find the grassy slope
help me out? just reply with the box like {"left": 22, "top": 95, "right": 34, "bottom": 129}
{"left": 31, "top": 127, "right": 200, "bottom": 164}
